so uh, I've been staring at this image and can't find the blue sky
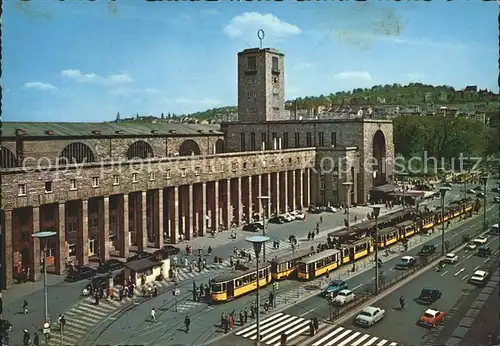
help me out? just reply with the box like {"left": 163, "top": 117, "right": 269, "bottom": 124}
{"left": 4, "top": 1, "right": 498, "bottom": 122}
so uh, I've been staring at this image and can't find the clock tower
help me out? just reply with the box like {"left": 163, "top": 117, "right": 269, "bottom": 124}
{"left": 237, "top": 48, "right": 286, "bottom": 122}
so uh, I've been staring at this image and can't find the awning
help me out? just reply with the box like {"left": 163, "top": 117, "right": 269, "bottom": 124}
{"left": 370, "top": 184, "right": 398, "bottom": 193}
{"left": 124, "top": 258, "right": 162, "bottom": 272}
{"left": 388, "top": 191, "right": 425, "bottom": 197}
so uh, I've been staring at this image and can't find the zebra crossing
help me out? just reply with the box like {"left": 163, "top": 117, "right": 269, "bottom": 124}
{"left": 234, "top": 313, "right": 400, "bottom": 346}
{"left": 47, "top": 295, "right": 134, "bottom": 345}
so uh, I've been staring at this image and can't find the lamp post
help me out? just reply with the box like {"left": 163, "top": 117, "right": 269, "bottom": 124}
{"left": 246, "top": 235, "right": 270, "bottom": 346}
{"left": 481, "top": 175, "right": 488, "bottom": 231}
{"left": 439, "top": 187, "right": 451, "bottom": 255}
{"left": 342, "top": 182, "right": 353, "bottom": 231}
{"left": 399, "top": 173, "right": 408, "bottom": 211}
{"left": 32, "top": 231, "right": 57, "bottom": 325}
{"left": 370, "top": 204, "right": 384, "bottom": 295}
{"left": 257, "top": 196, "right": 271, "bottom": 262}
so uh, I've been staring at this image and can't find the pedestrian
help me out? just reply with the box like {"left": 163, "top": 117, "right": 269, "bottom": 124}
{"left": 309, "top": 320, "right": 315, "bottom": 336}
{"left": 239, "top": 310, "right": 244, "bottom": 326}
{"left": 264, "top": 300, "right": 269, "bottom": 314}
{"left": 224, "top": 316, "right": 229, "bottom": 334}
{"left": 220, "top": 313, "right": 226, "bottom": 328}
{"left": 150, "top": 308, "right": 156, "bottom": 322}
{"left": 184, "top": 315, "right": 191, "bottom": 333}
{"left": 23, "top": 300, "right": 28, "bottom": 314}
{"left": 244, "top": 308, "right": 248, "bottom": 323}
{"left": 192, "top": 286, "right": 197, "bottom": 301}
{"left": 325, "top": 270, "right": 329, "bottom": 279}
{"left": 269, "top": 291, "right": 274, "bottom": 308}
{"left": 280, "top": 332, "right": 287, "bottom": 346}
{"left": 228, "top": 314, "right": 234, "bottom": 330}
{"left": 33, "top": 332, "right": 40, "bottom": 346}
{"left": 313, "top": 317, "right": 319, "bottom": 332}
{"left": 208, "top": 246, "right": 212, "bottom": 256}
{"left": 320, "top": 216, "right": 323, "bottom": 223}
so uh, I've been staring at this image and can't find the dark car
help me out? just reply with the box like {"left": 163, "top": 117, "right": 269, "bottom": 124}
{"left": 127, "top": 251, "right": 154, "bottom": 262}
{"left": 65, "top": 266, "right": 97, "bottom": 282}
{"left": 152, "top": 245, "right": 181, "bottom": 260}
{"left": 477, "top": 245, "right": 492, "bottom": 257}
{"left": 82, "top": 276, "right": 109, "bottom": 295}
{"left": 269, "top": 216, "right": 286, "bottom": 224}
{"left": 418, "top": 244, "right": 438, "bottom": 257}
{"left": 308, "top": 205, "right": 322, "bottom": 214}
{"left": 321, "top": 280, "right": 348, "bottom": 297}
{"left": 96, "top": 259, "right": 124, "bottom": 273}
{"left": 1, "top": 319, "right": 13, "bottom": 333}
{"left": 243, "top": 223, "right": 264, "bottom": 232}
{"left": 416, "top": 288, "right": 442, "bottom": 305}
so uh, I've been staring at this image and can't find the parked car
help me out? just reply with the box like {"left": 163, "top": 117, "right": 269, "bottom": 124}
{"left": 161, "top": 245, "right": 181, "bottom": 256}
{"left": 493, "top": 196, "right": 500, "bottom": 203}
{"left": 65, "top": 266, "right": 97, "bottom": 282}
{"left": 418, "top": 308, "right": 446, "bottom": 328}
{"left": 82, "top": 276, "right": 109, "bottom": 296}
{"left": 443, "top": 253, "right": 458, "bottom": 264}
{"left": 269, "top": 216, "right": 286, "bottom": 224}
{"left": 96, "top": 259, "right": 124, "bottom": 273}
{"left": 321, "top": 280, "right": 348, "bottom": 297}
{"left": 290, "top": 211, "right": 306, "bottom": 220}
{"left": 466, "top": 242, "right": 477, "bottom": 250}
{"left": 281, "top": 213, "right": 295, "bottom": 222}
{"left": 395, "top": 256, "right": 416, "bottom": 270}
{"left": 418, "top": 244, "right": 438, "bottom": 257}
{"left": 332, "top": 289, "right": 356, "bottom": 305}
{"left": 308, "top": 205, "right": 322, "bottom": 214}
{"left": 473, "top": 236, "right": 489, "bottom": 245}
{"left": 476, "top": 192, "right": 486, "bottom": 199}
{"left": 416, "top": 288, "right": 442, "bottom": 305}
{"left": 127, "top": 251, "right": 154, "bottom": 262}
{"left": 469, "top": 270, "right": 490, "bottom": 285}
{"left": 355, "top": 306, "right": 385, "bottom": 327}
{"left": 243, "top": 223, "right": 264, "bottom": 232}
{"left": 477, "top": 245, "right": 492, "bottom": 257}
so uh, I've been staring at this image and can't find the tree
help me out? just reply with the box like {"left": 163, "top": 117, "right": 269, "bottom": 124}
{"left": 161, "top": 113, "right": 165, "bottom": 119}
{"left": 116, "top": 112, "right": 121, "bottom": 122}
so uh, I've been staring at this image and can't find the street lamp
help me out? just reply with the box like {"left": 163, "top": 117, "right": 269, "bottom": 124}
{"left": 246, "top": 235, "right": 270, "bottom": 346}
{"left": 370, "top": 204, "right": 384, "bottom": 295}
{"left": 481, "top": 175, "right": 488, "bottom": 231}
{"left": 399, "top": 173, "right": 409, "bottom": 211}
{"left": 439, "top": 187, "right": 451, "bottom": 255}
{"left": 257, "top": 196, "right": 271, "bottom": 262}
{"left": 32, "top": 231, "right": 57, "bottom": 324}
{"left": 342, "top": 182, "right": 353, "bottom": 231}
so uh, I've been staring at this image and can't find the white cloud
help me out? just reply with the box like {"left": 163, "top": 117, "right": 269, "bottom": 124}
{"left": 201, "top": 9, "right": 217, "bottom": 15}
{"left": 60, "top": 69, "right": 132, "bottom": 85}
{"left": 333, "top": 71, "right": 372, "bottom": 81}
{"left": 24, "top": 82, "right": 57, "bottom": 91}
{"left": 293, "top": 62, "right": 313, "bottom": 72}
{"left": 168, "top": 97, "right": 222, "bottom": 106}
{"left": 224, "top": 12, "right": 301, "bottom": 38}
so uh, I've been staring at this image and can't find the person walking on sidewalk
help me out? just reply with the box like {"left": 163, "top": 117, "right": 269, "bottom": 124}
{"left": 150, "top": 308, "right": 156, "bottom": 323}
{"left": 22, "top": 300, "right": 28, "bottom": 314}
{"left": 184, "top": 315, "right": 191, "bottom": 333}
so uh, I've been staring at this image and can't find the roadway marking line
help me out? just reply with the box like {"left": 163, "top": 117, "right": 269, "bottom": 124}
{"left": 348, "top": 282, "right": 364, "bottom": 291}
{"left": 441, "top": 270, "right": 449, "bottom": 277}
{"left": 371, "top": 277, "right": 376, "bottom": 280}
{"left": 299, "top": 308, "right": 316, "bottom": 317}
{"left": 473, "top": 266, "right": 480, "bottom": 271}
{"left": 454, "top": 262, "right": 461, "bottom": 267}
{"left": 462, "top": 274, "right": 469, "bottom": 281}
{"left": 452, "top": 234, "right": 458, "bottom": 238}
{"left": 466, "top": 254, "right": 474, "bottom": 259}
{"left": 141, "top": 323, "right": 167, "bottom": 337}
{"left": 454, "top": 268, "right": 465, "bottom": 276}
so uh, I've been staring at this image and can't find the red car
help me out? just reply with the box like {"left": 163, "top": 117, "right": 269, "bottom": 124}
{"left": 418, "top": 308, "right": 446, "bottom": 328}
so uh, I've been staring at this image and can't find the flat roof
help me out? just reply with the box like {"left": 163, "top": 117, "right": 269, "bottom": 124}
{"left": 212, "top": 263, "right": 271, "bottom": 283}
{"left": 299, "top": 249, "right": 341, "bottom": 264}
{"left": 124, "top": 258, "right": 163, "bottom": 272}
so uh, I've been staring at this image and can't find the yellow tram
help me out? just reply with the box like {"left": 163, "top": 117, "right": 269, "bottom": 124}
{"left": 397, "top": 220, "right": 417, "bottom": 238}
{"left": 270, "top": 249, "right": 315, "bottom": 281}
{"left": 210, "top": 263, "right": 272, "bottom": 302}
{"left": 297, "top": 249, "right": 341, "bottom": 280}
{"left": 338, "top": 238, "right": 373, "bottom": 265}
{"left": 376, "top": 227, "right": 399, "bottom": 249}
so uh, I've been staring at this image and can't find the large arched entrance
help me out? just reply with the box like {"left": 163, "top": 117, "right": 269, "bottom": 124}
{"left": 372, "top": 130, "right": 386, "bottom": 186}
{"left": 179, "top": 140, "right": 201, "bottom": 156}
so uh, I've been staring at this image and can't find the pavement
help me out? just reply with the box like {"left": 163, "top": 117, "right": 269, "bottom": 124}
{"left": 0, "top": 183, "right": 468, "bottom": 345}
{"left": 217, "top": 206, "right": 499, "bottom": 346}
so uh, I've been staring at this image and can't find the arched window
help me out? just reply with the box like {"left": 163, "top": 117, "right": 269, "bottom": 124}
{"left": 215, "top": 139, "right": 225, "bottom": 154}
{"left": 59, "top": 142, "right": 96, "bottom": 165}
{"left": 0, "top": 147, "right": 17, "bottom": 168}
{"left": 126, "top": 141, "right": 154, "bottom": 160}
{"left": 179, "top": 140, "right": 201, "bottom": 156}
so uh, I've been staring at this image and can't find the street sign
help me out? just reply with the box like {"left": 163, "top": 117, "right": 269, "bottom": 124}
{"left": 43, "top": 322, "right": 50, "bottom": 334}
{"left": 174, "top": 289, "right": 180, "bottom": 296}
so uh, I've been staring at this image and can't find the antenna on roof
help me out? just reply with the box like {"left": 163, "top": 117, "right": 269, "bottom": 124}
{"left": 257, "top": 29, "right": 265, "bottom": 49}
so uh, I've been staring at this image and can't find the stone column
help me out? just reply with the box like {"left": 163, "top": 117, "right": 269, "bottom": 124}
{"left": 237, "top": 177, "right": 242, "bottom": 225}
{"left": 31, "top": 207, "right": 41, "bottom": 282}
{"left": 188, "top": 185, "right": 194, "bottom": 236}
{"left": 225, "top": 179, "right": 231, "bottom": 228}
{"left": 140, "top": 191, "right": 148, "bottom": 250}
{"left": 172, "top": 187, "right": 179, "bottom": 243}
{"left": 291, "top": 170, "right": 296, "bottom": 210}
{"left": 121, "top": 194, "right": 129, "bottom": 257}
{"left": 305, "top": 168, "right": 311, "bottom": 206}
{"left": 157, "top": 189, "right": 164, "bottom": 248}
{"left": 256, "top": 175, "right": 262, "bottom": 216}
{"left": 78, "top": 199, "right": 89, "bottom": 265}
{"left": 201, "top": 183, "right": 207, "bottom": 235}
{"left": 275, "top": 173, "right": 281, "bottom": 214}
{"left": 214, "top": 180, "right": 219, "bottom": 232}
{"left": 299, "top": 169, "right": 304, "bottom": 209}
{"left": 99, "top": 196, "right": 110, "bottom": 261}
{"left": 56, "top": 203, "right": 66, "bottom": 274}
{"left": 3, "top": 209, "right": 13, "bottom": 289}
{"left": 283, "top": 171, "right": 289, "bottom": 212}
{"left": 247, "top": 177, "right": 253, "bottom": 222}
{"left": 266, "top": 174, "right": 271, "bottom": 218}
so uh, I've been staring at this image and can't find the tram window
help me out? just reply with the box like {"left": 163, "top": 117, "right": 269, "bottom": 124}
{"left": 250, "top": 273, "right": 257, "bottom": 281}
{"left": 235, "top": 279, "right": 242, "bottom": 287}
{"left": 258, "top": 271, "right": 264, "bottom": 279}
{"left": 242, "top": 276, "right": 249, "bottom": 285}
{"left": 355, "top": 243, "right": 367, "bottom": 252}
{"left": 212, "top": 283, "right": 224, "bottom": 292}
{"left": 298, "top": 263, "right": 306, "bottom": 272}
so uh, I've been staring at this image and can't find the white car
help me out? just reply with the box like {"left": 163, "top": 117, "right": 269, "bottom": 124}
{"left": 466, "top": 242, "right": 477, "bottom": 250}
{"left": 332, "top": 289, "right": 356, "bottom": 305}
{"left": 473, "top": 236, "right": 488, "bottom": 245}
{"left": 444, "top": 253, "right": 458, "bottom": 264}
{"left": 281, "top": 213, "right": 295, "bottom": 222}
{"left": 355, "top": 306, "right": 385, "bottom": 327}
{"left": 469, "top": 270, "right": 489, "bottom": 285}
{"left": 290, "top": 211, "right": 306, "bottom": 220}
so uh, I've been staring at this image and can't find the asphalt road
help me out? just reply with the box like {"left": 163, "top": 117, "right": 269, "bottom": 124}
{"left": 218, "top": 206, "right": 499, "bottom": 346}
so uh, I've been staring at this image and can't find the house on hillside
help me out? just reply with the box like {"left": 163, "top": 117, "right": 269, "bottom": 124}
{"left": 464, "top": 85, "right": 478, "bottom": 92}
